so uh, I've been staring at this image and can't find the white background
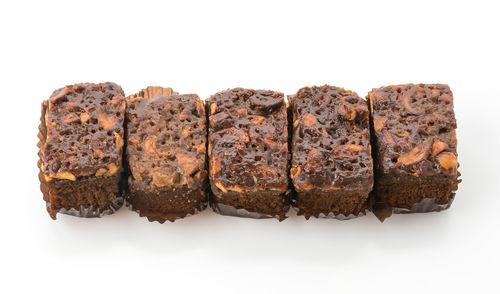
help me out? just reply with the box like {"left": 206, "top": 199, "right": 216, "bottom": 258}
{"left": 0, "top": 0, "right": 498, "bottom": 293}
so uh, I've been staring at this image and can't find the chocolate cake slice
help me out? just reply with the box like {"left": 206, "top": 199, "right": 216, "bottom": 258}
{"left": 368, "top": 83, "right": 461, "bottom": 221}
{"left": 289, "top": 85, "right": 373, "bottom": 219}
{"left": 125, "top": 87, "right": 208, "bottom": 223}
{"left": 38, "top": 82, "right": 126, "bottom": 219}
{"left": 207, "top": 88, "right": 290, "bottom": 220}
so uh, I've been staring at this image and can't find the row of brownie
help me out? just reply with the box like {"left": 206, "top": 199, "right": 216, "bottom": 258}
{"left": 37, "top": 83, "right": 460, "bottom": 223}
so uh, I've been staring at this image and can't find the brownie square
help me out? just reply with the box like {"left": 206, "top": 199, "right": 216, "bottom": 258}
{"left": 38, "top": 82, "right": 126, "bottom": 219}
{"left": 207, "top": 88, "right": 290, "bottom": 220}
{"left": 368, "top": 84, "right": 460, "bottom": 221}
{"left": 125, "top": 87, "right": 208, "bottom": 223}
{"left": 289, "top": 85, "right": 373, "bottom": 219}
